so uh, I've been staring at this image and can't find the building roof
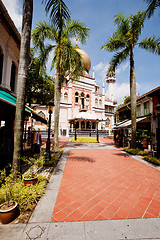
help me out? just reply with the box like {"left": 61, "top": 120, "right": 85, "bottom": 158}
{"left": 0, "top": 0, "right": 21, "bottom": 47}
{"left": 116, "top": 86, "right": 160, "bottom": 111}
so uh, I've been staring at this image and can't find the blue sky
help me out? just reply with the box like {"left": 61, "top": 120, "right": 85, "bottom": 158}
{"left": 3, "top": 0, "right": 160, "bottom": 104}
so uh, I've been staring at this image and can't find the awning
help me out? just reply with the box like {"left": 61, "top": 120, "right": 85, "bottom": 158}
{"left": 114, "top": 116, "right": 148, "bottom": 129}
{"left": 0, "top": 89, "right": 31, "bottom": 113}
{"left": 0, "top": 89, "right": 47, "bottom": 124}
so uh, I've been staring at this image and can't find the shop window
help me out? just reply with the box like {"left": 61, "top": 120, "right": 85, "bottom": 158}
{"left": 10, "top": 62, "right": 16, "bottom": 92}
{"left": 75, "top": 92, "right": 78, "bottom": 103}
{"left": 137, "top": 105, "right": 141, "bottom": 117}
{"left": 0, "top": 47, "right": 3, "bottom": 84}
{"left": 144, "top": 101, "right": 150, "bottom": 115}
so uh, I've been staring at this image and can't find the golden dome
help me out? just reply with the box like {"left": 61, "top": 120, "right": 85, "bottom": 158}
{"left": 75, "top": 45, "right": 91, "bottom": 73}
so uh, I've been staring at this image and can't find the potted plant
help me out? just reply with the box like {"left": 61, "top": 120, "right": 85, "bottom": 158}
{"left": 0, "top": 173, "right": 18, "bottom": 224}
{"left": 23, "top": 157, "right": 38, "bottom": 186}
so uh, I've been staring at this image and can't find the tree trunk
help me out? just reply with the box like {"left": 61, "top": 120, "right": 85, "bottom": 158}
{"left": 12, "top": 0, "right": 33, "bottom": 173}
{"left": 53, "top": 73, "right": 61, "bottom": 151}
{"left": 130, "top": 46, "right": 137, "bottom": 149}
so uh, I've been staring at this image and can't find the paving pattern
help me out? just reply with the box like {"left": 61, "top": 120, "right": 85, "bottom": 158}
{"left": 51, "top": 138, "right": 160, "bottom": 222}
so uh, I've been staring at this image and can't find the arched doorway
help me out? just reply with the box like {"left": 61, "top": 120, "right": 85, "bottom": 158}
{"left": 81, "top": 121, "right": 85, "bottom": 129}
{"left": 92, "top": 122, "right": 96, "bottom": 129}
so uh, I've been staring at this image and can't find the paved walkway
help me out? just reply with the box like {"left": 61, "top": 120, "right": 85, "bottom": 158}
{"left": 52, "top": 139, "right": 160, "bottom": 222}
{"left": 1, "top": 137, "right": 160, "bottom": 240}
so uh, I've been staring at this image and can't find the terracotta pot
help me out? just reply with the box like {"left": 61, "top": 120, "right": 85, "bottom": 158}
{"left": 23, "top": 176, "right": 38, "bottom": 186}
{"left": 0, "top": 201, "right": 17, "bottom": 224}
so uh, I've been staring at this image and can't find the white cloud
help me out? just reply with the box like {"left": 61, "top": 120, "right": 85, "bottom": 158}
{"left": 3, "top": 0, "right": 22, "bottom": 30}
{"left": 113, "top": 82, "right": 130, "bottom": 104}
{"left": 94, "top": 62, "right": 109, "bottom": 82}
{"left": 115, "top": 62, "right": 129, "bottom": 75}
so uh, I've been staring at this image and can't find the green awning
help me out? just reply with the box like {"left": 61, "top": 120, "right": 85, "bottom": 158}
{"left": 0, "top": 89, "right": 31, "bottom": 113}
{"left": 0, "top": 89, "right": 47, "bottom": 124}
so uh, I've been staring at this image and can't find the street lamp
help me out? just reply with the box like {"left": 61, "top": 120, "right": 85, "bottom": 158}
{"left": 46, "top": 100, "right": 54, "bottom": 160}
{"left": 155, "top": 103, "right": 160, "bottom": 159}
{"left": 75, "top": 119, "right": 77, "bottom": 141}
{"left": 96, "top": 119, "right": 99, "bottom": 142}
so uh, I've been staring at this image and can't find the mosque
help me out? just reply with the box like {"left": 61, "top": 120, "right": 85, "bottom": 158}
{"left": 34, "top": 42, "right": 117, "bottom": 137}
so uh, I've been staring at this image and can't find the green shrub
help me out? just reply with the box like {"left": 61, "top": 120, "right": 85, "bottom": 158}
{"left": 123, "top": 147, "right": 160, "bottom": 166}
{"left": 0, "top": 175, "right": 47, "bottom": 211}
{"left": 144, "top": 156, "right": 160, "bottom": 166}
{"left": 71, "top": 137, "right": 98, "bottom": 143}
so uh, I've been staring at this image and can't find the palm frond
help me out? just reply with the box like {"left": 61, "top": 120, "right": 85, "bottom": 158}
{"left": 129, "top": 11, "right": 146, "bottom": 43}
{"left": 144, "top": 0, "right": 160, "bottom": 18}
{"left": 139, "top": 36, "right": 160, "bottom": 54}
{"left": 42, "top": 0, "right": 70, "bottom": 29}
{"left": 52, "top": 37, "right": 84, "bottom": 82}
{"left": 32, "top": 21, "right": 57, "bottom": 50}
{"left": 107, "top": 47, "right": 130, "bottom": 73}
{"left": 38, "top": 44, "right": 56, "bottom": 69}
{"left": 101, "top": 33, "right": 126, "bottom": 52}
{"left": 114, "top": 13, "right": 130, "bottom": 37}
{"left": 64, "top": 19, "right": 90, "bottom": 44}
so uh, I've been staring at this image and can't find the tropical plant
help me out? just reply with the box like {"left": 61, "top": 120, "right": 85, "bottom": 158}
{"left": 101, "top": 11, "right": 160, "bottom": 148}
{"left": 26, "top": 51, "right": 55, "bottom": 106}
{"left": 12, "top": 0, "right": 33, "bottom": 175}
{"left": 144, "top": 0, "right": 160, "bottom": 18}
{"left": 42, "top": 0, "right": 71, "bottom": 30}
{"left": 32, "top": 20, "right": 90, "bottom": 151}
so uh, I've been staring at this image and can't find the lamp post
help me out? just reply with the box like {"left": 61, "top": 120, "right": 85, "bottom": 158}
{"left": 96, "top": 119, "right": 99, "bottom": 142}
{"left": 46, "top": 100, "right": 54, "bottom": 160}
{"left": 155, "top": 103, "right": 160, "bottom": 159}
{"left": 75, "top": 119, "right": 77, "bottom": 141}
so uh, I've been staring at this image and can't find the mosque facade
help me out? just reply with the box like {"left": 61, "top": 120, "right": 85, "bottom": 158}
{"left": 34, "top": 44, "right": 117, "bottom": 137}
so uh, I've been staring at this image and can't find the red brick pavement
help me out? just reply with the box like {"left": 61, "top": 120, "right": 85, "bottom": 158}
{"left": 41, "top": 138, "right": 70, "bottom": 150}
{"left": 51, "top": 139, "right": 160, "bottom": 222}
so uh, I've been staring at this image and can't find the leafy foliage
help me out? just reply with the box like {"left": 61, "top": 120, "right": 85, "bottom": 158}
{"left": 42, "top": 0, "right": 71, "bottom": 31}
{"left": 26, "top": 52, "right": 54, "bottom": 106}
{"left": 123, "top": 147, "right": 160, "bottom": 166}
{"left": 144, "top": 0, "right": 160, "bottom": 18}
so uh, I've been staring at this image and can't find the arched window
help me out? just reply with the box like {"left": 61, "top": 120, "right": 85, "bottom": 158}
{"left": 38, "top": 111, "right": 45, "bottom": 119}
{"left": 64, "top": 92, "right": 68, "bottom": 102}
{"left": 75, "top": 92, "right": 79, "bottom": 103}
{"left": 81, "top": 92, "right": 84, "bottom": 109}
{"left": 106, "top": 118, "right": 110, "bottom": 126}
{"left": 10, "top": 62, "right": 16, "bottom": 92}
{"left": 99, "top": 99, "right": 102, "bottom": 107}
{"left": 0, "top": 46, "right": 3, "bottom": 84}
{"left": 86, "top": 94, "right": 89, "bottom": 106}
{"left": 95, "top": 98, "right": 98, "bottom": 107}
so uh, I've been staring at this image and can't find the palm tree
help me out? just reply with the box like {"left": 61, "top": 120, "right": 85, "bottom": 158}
{"left": 102, "top": 11, "right": 160, "bottom": 148}
{"left": 12, "top": 0, "right": 33, "bottom": 174}
{"left": 144, "top": 0, "right": 160, "bottom": 18}
{"left": 32, "top": 20, "right": 90, "bottom": 151}
{"left": 42, "top": 0, "right": 70, "bottom": 29}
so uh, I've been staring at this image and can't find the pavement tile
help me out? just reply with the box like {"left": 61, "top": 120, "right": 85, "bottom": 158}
{"left": 51, "top": 146, "right": 160, "bottom": 223}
